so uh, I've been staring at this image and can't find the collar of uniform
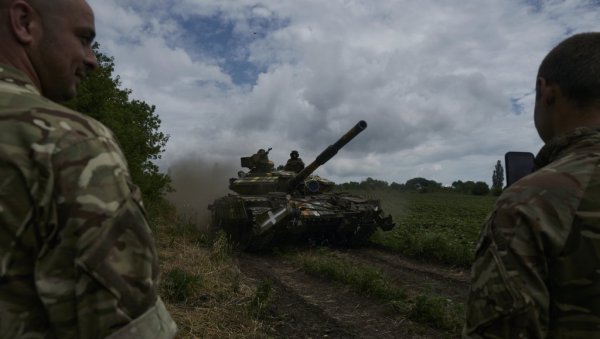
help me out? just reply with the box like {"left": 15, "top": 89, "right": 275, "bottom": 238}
{"left": 535, "top": 126, "right": 600, "bottom": 168}
{"left": 0, "top": 63, "right": 41, "bottom": 95}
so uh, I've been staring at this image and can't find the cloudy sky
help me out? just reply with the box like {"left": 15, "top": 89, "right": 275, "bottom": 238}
{"left": 87, "top": 0, "right": 600, "bottom": 186}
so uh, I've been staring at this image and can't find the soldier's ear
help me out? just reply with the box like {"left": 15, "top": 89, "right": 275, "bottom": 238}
{"left": 537, "top": 77, "right": 557, "bottom": 107}
{"left": 9, "top": 0, "right": 41, "bottom": 45}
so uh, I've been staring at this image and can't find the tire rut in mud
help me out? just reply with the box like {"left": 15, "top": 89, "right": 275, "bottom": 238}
{"left": 238, "top": 253, "right": 445, "bottom": 338}
{"left": 339, "top": 247, "right": 470, "bottom": 301}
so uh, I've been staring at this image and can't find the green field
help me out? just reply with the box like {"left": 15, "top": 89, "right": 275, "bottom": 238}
{"left": 361, "top": 190, "right": 497, "bottom": 266}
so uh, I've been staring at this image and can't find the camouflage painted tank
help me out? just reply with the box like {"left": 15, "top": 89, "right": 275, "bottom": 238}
{"left": 208, "top": 120, "right": 394, "bottom": 250}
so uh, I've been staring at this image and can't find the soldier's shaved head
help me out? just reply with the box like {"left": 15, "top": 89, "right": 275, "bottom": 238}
{"left": 537, "top": 32, "right": 600, "bottom": 108}
{"left": 0, "top": 0, "right": 97, "bottom": 101}
{"left": 533, "top": 32, "right": 600, "bottom": 142}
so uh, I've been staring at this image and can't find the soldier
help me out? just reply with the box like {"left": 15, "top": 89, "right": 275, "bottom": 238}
{"left": 249, "top": 148, "right": 274, "bottom": 173}
{"left": 464, "top": 32, "right": 600, "bottom": 337}
{"left": 284, "top": 150, "right": 305, "bottom": 173}
{"left": 0, "top": 0, "right": 176, "bottom": 338}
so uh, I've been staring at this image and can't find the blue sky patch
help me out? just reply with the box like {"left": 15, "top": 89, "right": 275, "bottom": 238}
{"left": 178, "top": 11, "right": 289, "bottom": 86}
{"left": 511, "top": 97, "right": 525, "bottom": 115}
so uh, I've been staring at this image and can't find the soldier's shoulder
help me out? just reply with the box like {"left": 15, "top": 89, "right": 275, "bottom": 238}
{"left": 2, "top": 89, "right": 114, "bottom": 147}
{"left": 505, "top": 151, "right": 597, "bottom": 200}
{"left": 496, "top": 156, "right": 592, "bottom": 228}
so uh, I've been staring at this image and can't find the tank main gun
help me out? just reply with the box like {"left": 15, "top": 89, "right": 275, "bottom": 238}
{"left": 287, "top": 120, "right": 367, "bottom": 192}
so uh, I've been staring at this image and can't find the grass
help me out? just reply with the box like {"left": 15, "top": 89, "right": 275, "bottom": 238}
{"left": 290, "top": 248, "right": 464, "bottom": 334}
{"left": 162, "top": 267, "right": 202, "bottom": 303}
{"left": 293, "top": 248, "right": 406, "bottom": 301}
{"left": 153, "top": 205, "right": 268, "bottom": 338}
{"left": 248, "top": 279, "right": 273, "bottom": 318}
{"left": 409, "top": 294, "right": 463, "bottom": 332}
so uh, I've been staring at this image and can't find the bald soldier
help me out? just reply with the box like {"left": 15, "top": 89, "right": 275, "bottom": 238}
{"left": 0, "top": 0, "right": 176, "bottom": 338}
{"left": 464, "top": 32, "right": 600, "bottom": 337}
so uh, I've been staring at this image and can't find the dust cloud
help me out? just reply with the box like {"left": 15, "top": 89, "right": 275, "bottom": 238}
{"left": 166, "top": 158, "right": 238, "bottom": 231}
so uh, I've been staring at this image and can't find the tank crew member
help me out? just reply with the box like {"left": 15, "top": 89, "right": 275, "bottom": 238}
{"left": 284, "top": 150, "right": 305, "bottom": 173}
{"left": 250, "top": 148, "right": 274, "bottom": 173}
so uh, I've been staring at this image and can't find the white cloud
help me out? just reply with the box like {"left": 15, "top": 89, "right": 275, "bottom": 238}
{"left": 87, "top": 0, "right": 600, "bottom": 186}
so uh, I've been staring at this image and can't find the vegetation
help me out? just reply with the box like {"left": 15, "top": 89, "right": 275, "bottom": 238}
{"left": 291, "top": 249, "right": 464, "bottom": 333}
{"left": 492, "top": 160, "right": 505, "bottom": 196}
{"left": 338, "top": 176, "right": 492, "bottom": 196}
{"left": 162, "top": 267, "right": 202, "bottom": 303}
{"left": 293, "top": 248, "right": 407, "bottom": 301}
{"left": 451, "top": 180, "right": 490, "bottom": 196}
{"left": 65, "top": 43, "right": 171, "bottom": 203}
{"left": 371, "top": 190, "right": 496, "bottom": 266}
{"left": 248, "top": 279, "right": 273, "bottom": 318}
{"left": 155, "top": 210, "right": 267, "bottom": 338}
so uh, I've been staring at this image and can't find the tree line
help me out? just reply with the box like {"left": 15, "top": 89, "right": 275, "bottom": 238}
{"left": 338, "top": 160, "right": 506, "bottom": 196}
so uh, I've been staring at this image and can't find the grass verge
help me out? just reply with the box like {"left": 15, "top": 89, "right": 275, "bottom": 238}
{"left": 290, "top": 248, "right": 464, "bottom": 334}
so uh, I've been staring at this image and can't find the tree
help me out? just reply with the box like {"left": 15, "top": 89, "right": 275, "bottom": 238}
{"left": 65, "top": 44, "right": 171, "bottom": 202}
{"left": 452, "top": 180, "right": 490, "bottom": 195}
{"left": 492, "top": 160, "right": 504, "bottom": 190}
{"left": 405, "top": 177, "right": 442, "bottom": 193}
{"left": 472, "top": 181, "right": 490, "bottom": 196}
{"left": 390, "top": 182, "right": 405, "bottom": 190}
{"left": 492, "top": 160, "right": 504, "bottom": 196}
{"left": 359, "top": 177, "right": 389, "bottom": 190}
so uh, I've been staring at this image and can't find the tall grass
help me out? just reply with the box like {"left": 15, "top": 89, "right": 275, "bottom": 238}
{"left": 154, "top": 208, "right": 266, "bottom": 338}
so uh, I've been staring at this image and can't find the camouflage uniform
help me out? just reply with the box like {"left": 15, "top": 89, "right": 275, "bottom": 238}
{"left": 283, "top": 157, "right": 305, "bottom": 173}
{"left": 249, "top": 150, "right": 274, "bottom": 173}
{"left": 0, "top": 64, "right": 177, "bottom": 338}
{"left": 464, "top": 126, "right": 600, "bottom": 338}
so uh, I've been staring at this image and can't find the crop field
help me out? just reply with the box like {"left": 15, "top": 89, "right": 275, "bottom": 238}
{"left": 157, "top": 190, "right": 499, "bottom": 338}
{"left": 368, "top": 190, "right": 497, "bottom": 266}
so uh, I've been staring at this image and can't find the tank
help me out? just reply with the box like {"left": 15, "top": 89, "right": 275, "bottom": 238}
{"left": 208, "top": 120, "right": 395, "bottom": 250}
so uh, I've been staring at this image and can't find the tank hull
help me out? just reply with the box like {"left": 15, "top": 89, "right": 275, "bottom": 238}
{"left": 209, "top": 192, "right": 394, "bottom": 251}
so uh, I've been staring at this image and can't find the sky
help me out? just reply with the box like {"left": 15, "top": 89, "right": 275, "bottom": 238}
{"left": 87, "top": 0, "right": 600, "bottom": 187}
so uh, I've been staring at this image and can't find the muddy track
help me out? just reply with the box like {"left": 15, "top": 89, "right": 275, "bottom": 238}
{"left": 344, "top": 247, "right": 470, "bottom": 300}
{"left": 238, "top": 247, "right": 465, "bottom": 338}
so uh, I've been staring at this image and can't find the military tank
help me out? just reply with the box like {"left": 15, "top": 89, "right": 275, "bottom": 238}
{"left": 208, "top": 120, "right": 394, "bottom": 250}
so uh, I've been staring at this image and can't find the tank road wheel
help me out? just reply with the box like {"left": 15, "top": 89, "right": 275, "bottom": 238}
{"left": 348, "top": 223, "right": 377, "bottom": 246}
{"left": 336, "top": 220, "right": 377, "bottom": 246}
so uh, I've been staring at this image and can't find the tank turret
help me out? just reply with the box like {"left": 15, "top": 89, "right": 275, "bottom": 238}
{"left": 228, "top": 121, "right": 367, "bottom": 196}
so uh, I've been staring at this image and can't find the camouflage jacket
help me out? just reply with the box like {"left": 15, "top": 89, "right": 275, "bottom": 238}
{"left": 464, "top": 127, "right": 600, "bottom": 338}
{"left": 283, "top": 158, "right": 305, "bottom": 173}
{"left": 0, "top": 64, "right": 177, "bottom": 338}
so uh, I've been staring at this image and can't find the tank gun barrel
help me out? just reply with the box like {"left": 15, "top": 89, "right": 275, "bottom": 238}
{"left": 288, "top": 120, "right": 367, "bottom": 191}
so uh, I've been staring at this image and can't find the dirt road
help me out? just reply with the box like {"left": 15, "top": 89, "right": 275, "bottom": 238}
{"left": 238, "top": 247, "right": 469, "bottom": 338}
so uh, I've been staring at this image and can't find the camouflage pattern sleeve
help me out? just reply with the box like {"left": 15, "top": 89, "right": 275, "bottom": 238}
{"left": 35, "top": 132, "right": 176, "bottom": 338}
{"left": 463, "top": 168, "right": 581, "bottom": 338}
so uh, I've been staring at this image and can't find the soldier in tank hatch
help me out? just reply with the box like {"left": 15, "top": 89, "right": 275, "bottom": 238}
{"left": 284, "top": 150, "right": 305, "bottom": 173}
{"left": 249, "top": 148, "right": 274, "bottom": 173}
